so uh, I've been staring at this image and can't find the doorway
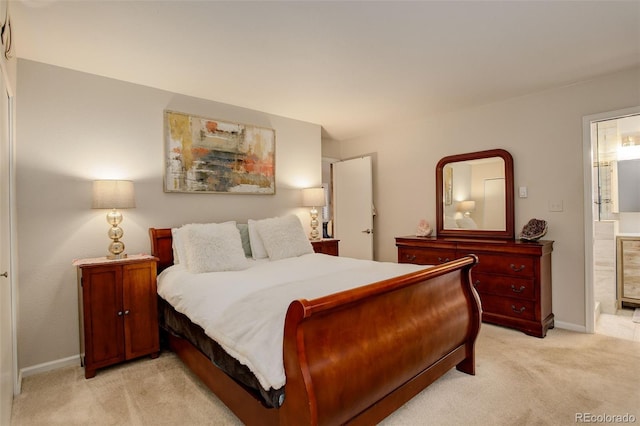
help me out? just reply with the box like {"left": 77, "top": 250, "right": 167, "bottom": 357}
{"left": 331, "top": 156, "right": 374, "bottom": 260}
{"left": 583, "top": 106, "right": 640, "bottom": 341}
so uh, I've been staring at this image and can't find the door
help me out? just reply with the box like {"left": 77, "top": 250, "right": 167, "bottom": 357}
{"left": 123, "top": 262, "right": 159, "bottom": 359}
{"left": 483, "top": 178, "right": 505, "bottom": 230}
{"left": 332, "top": 157, "right": 374, "bottom": 260}
{"left": 0, "top": 68, "right": 12, "bottom": 422}
{"left": 82, "top": 266, "right": 125, "bottom": 368}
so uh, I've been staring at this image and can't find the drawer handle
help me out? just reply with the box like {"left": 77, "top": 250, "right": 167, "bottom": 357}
{"left": 511, "top": 285, "right": 526, "bottom": 293}
{"left": 405, "top": 254, "right": 416, "bottom": 261}
{"left": 438, "top": 257, "right": 450, "bottom": 263}
{"left": 117, "top": 311, "right": 123, "bottom": 316}
{"left": 124, "top": 310, "right": 130, "bottom": 315}
{"left": 511, "top": 305, "right": 526, "bottom": 314}
{"left": 510, "top": 264, "right": 526, "bottom": 272}
{"left": 474, "top": 280, "right": 481, "bottom": 287}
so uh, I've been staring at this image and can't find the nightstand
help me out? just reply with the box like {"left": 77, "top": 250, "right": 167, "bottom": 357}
{"left": 311, "top": 239, "right": 340, "bottom": 256}
{"left": 74, "top": 254, "right": 160, "bottom": 378}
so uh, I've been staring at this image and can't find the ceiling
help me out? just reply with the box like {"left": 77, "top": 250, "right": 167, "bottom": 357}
{"left": 10, "top": 1, "right": 640, "bottom": 141}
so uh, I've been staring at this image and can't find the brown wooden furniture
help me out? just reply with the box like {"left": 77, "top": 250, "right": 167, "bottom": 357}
{"left": 396, "top": 236, "right": 554, "bottom": 337}
{"left": 310, "top": 239, "right": 339, "bottom": 256}
{"left": 436, "top": 149, "right": 515, "bottom": 239}
{"left": 617, "top": 235, "right": 640, "bottom": 308}
{"left": 75, "top": 255, "right": 160, "bottom": 378}
{"left": 149, "top": 227, "right": 481, "bottom": 425}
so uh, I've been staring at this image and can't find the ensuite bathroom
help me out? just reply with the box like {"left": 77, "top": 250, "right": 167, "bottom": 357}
{"left": 592, "top": 114, "right": 640, "bottom": 341}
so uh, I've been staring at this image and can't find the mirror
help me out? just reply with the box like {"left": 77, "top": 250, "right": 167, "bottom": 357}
{"left": 436, "top": 149, "right": 514, "bottom": 239}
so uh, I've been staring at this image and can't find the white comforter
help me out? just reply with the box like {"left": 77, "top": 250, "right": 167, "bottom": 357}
{"left": 157, "top": 253, "right": 426, "bottom": 391}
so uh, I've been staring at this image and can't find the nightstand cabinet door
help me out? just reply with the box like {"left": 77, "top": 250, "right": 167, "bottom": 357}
{"left": 122, "top": 262, "right": 160, "bottom": 359}
{"left": 82, "top": 265, "right": 125, "bottom": 370}
{"left": 78, "top": 258, "right": 159, "bottom": 378}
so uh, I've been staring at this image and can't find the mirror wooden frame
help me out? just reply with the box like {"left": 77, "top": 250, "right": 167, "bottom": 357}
{"left": 435, "top": 149, "right": 515, "bottom": 239}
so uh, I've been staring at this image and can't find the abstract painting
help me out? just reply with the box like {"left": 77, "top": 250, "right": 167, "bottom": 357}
{"left": 164, "top": 110, "right": 275, "bottom": 194}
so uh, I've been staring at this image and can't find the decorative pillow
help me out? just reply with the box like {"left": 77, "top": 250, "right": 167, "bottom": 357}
{"left": 248, "top": 219, "right": 269, "bottom": 259}
{"left": 171, "top": 227, "right": 183, "bottom": 264}
{"left": 444, "top": 216, "right": 458, "bottom": 229}
{"left": 173, "top": 221, "right": 235, "bottom": 264}
{"left": 456, "top": 217, "right": 478, "bottom": 229}
{"left": 181, "top": 222, "right": 249, "bottom": 273}
{"left": 256, "top": 215, "right": 314, "bottom": 260}
{"left": 236, "top": 223, "right": 252, "bottom": 257}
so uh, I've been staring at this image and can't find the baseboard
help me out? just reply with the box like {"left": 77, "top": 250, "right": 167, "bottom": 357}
{"left": 554, "top": 320, "right": 587, "bottom": 333}
{"left": 20, "top": 354, "right": 81, "bottom": 379}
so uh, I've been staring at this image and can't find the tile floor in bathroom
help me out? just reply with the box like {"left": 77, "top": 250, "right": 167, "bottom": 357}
{"left": 596, "top": 308, "right": 640, "bottom": 342}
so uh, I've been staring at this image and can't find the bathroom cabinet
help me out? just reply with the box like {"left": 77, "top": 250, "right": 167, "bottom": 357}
{"left": 617, "top": 235, "right": 640, "bottom": 308}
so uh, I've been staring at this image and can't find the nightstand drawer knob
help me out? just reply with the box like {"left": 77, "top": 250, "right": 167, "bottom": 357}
{"left": 511, "top": 285, "right": 526, "bottom": 293}
{"left": 124, "top": 310, "right": 130, "bottom": 315}
{"left": 117, "top": 311, "right": 123, "bottom": 316}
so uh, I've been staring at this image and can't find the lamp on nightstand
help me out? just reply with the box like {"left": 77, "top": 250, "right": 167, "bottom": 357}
{"left": 302, "top": 187, "right": 326, "bottom": 241}
{"left": 92, "top": 180, "right": 136, "bottom": 259}
{"left": 457, "top": 200, "right": 476, "bottom": 217}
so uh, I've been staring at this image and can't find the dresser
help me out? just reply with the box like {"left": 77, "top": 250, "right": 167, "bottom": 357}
{"left": 396, "top": 236, "right": 554, "bottom": 337}
{"left": 75, "top": 255, "right": 160, "bottom": 378}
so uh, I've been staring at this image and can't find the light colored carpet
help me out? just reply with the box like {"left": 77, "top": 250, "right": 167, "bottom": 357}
{"left": 11, "top": 324, "right": 640, "bottom": 425}
{"left": 633, "top": 308, "right": 640, "bottom": 323}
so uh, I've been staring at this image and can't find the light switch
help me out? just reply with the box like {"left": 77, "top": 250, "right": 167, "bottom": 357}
{"left": 519, "top": 186, "right": 528, "bottom": 198}
{"left": 548, "top": 200, "right": 564, "bottom": 212}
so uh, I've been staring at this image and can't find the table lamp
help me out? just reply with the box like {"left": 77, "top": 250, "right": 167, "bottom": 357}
{"left": 92, "top": 180, "right": 136, "bottom": 259}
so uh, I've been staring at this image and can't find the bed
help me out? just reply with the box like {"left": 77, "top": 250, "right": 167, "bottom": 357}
{"left": 149, "top": 219, "right": 481, "bottom": 425}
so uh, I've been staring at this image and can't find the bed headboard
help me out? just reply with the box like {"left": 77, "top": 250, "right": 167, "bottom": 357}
{"left": 149, "top": 228, "right": 174, "bottom": 273}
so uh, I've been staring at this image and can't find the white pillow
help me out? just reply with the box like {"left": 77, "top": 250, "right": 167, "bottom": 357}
{"left": 444, "top": 216, "right": 458, "bottom": 229}
{"left": 172, "top": 221, "right": 235, "bottom": 264}
{"left": 181, "top": 222, "right": 249, "bottom": 273}
{"left": 171, "top": 227, "right": 184, "bottom": 264}
{"left": 248, "top": 219, "right": 269, "bottom": 259}
{"left": 256, "top": 215, "right": 314, "bottom": 260}
{"left": 456, "top": 217, "right": 478, "bottom": 229}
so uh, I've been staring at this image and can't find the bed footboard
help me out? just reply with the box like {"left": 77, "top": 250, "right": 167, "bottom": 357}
{"left": 280, "top": 255, "right": 480, "bottom": 426}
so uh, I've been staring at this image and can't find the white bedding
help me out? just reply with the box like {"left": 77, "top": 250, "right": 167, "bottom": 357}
{"left": 157, "top": 253, "right": 427, "bottom": 391}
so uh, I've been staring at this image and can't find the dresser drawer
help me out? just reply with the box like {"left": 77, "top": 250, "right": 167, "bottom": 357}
{"left": 398, "top": 247, "right": 457, "bottom": 265}
{"left": 472, "top": 272, "right": 535, "bottom": 300}
{"left": 467, "top": 253, "right": 535, "bottom": 278}
{"left": 479, "top": 294, "right": 536, "bottom": 321}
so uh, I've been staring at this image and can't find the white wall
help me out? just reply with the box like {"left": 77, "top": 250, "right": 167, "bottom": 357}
{"left": 16, "top": 60, "right": 321, "bottom": 370}
{"left": 337, "top": 66, "right": 640, "bottom": 330}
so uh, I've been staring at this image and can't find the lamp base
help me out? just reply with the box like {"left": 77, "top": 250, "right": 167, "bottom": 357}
{"left": 309, "top": 206, "right": 321, "bottom": 241}
{"left": 107, "top": 253, "right": 128, "bottom": 260}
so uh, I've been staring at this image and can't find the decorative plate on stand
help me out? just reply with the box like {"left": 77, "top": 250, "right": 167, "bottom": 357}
{"left": 519, "top": 219, "right": 548, "bottom": 241}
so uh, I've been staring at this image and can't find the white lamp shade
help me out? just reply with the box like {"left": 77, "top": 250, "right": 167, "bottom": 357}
{"left": 92, "top": 180, "right": 136, "bottom": 209}
{"left": 302, "top": 187, "right": 326, "bottom": 207}
{"left": 456, "top": 200, "right": 476, "bottom": 213}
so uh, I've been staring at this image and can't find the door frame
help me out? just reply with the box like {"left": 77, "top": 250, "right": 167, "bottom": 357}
{"left": 582, "top": 105, "right": 640, "bottom": 334}
{"left": 0, "top": 57, "right": 18, "bottom": 399}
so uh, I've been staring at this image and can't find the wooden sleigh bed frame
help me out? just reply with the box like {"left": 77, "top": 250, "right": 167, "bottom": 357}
{"left": 149, "top": 228, "right": 481, "bottom": 425}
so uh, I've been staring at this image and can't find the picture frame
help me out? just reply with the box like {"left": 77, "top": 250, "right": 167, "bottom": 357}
{"left": 444, "top": 166, "right": 453, "bottom": 205}
{"left": 164, "top": 110, "right": 275, "bottom": 194}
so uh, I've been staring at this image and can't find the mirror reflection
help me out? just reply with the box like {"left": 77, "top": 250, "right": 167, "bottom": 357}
{"left": 436, "top": 148, "right": 514, "bottom": 239}
{"left": 443, "top": 157, "right": 506, "bottom": 231}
